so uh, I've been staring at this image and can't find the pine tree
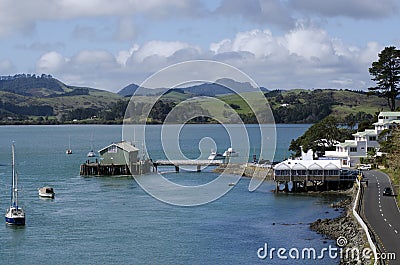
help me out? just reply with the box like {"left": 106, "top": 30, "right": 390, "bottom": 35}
{"left": 369, "top": 46, "right": 400, "bottom": 111}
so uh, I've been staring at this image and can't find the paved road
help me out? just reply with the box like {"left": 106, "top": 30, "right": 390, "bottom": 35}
{"left": 362, "top": 170, "right": 400, "bottom": 264}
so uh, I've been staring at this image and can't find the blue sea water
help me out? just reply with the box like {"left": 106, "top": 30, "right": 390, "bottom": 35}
{"left": 0, "top": 124, "right": 341, "bottom": 264}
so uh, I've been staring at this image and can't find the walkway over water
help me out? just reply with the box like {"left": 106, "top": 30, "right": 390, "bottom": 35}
{"left": 153, "top": 160, "right": 224, "bottom": 172}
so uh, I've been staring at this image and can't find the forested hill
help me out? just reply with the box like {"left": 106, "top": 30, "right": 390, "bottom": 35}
{"left": 215, "top": 88, "right": 395, "bottom": 124}
{"left": 0, "top": 73, "right": 395, "bottom": 125}
{"left": 0, "top": 74, "right": 122, "bottom": 124}
{"left": 266, "top": 89, "right": 393, "bottom": 123}
{"left": 0, "top": 74, "right": 91, "bottom": 97}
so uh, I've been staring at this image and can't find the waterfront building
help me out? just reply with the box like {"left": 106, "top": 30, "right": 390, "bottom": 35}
{"left": 273, "top": 158, "right": 356, "bottom": 192}
{"left": 80, "top": 141, "right": 152, "bottom": 175}
{"left": 98, "top": 141, "right": 139, "bottom": 165}
{"left": 324, "top": 111, "right": 400, "bottom": 167}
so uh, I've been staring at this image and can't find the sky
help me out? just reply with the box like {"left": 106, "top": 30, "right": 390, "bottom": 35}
{"left": 0, "top": 0, "right": 399, "bottom": 92}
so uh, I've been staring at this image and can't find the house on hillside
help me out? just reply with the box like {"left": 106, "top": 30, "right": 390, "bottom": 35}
{"left": 324, "top": 111, "right": 400, "bottom": 167}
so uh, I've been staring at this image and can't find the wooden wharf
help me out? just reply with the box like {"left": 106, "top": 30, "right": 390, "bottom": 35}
{"left": 80, "top": 161, "right": 151, "bottom": 176}
{"left": 153, "top": 159, "right": 224, "bottom": 172}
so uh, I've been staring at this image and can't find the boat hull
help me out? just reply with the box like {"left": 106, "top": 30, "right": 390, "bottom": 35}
{"left": 5, "top": 216, "right": 25, "bottom": 225}
{"left": 39, "top": 192, "right": 55, "bottom": 198}
{"left": 38, "top": 187, "right": 55, "bottom": 198}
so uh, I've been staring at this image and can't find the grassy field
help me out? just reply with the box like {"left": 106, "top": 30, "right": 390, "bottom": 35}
{"left": 381, "top": 168, "right": 400, "bottom": 204}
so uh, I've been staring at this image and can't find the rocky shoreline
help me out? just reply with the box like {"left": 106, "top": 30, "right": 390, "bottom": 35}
{"left": 310, "top": 186, "right": 371, "bottom": 264}
{"left": 216, "top": 164, "right": 371, "bottom": 264}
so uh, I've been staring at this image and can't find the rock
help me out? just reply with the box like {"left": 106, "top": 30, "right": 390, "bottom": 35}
{"left": 310, "top": 186, "right": 371, "bottom": 264}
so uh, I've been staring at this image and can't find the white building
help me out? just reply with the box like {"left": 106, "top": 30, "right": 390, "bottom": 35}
{"left": 325, "top": 111, "right": 400, "bottom": 167}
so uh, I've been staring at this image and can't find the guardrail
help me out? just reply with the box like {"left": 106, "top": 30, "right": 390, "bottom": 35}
{"left": 353, "top": 178, "right": 378, "bottom": 265}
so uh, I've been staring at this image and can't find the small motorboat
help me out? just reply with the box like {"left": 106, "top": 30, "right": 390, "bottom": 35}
{"left": 66, "top": 149, "right": 72, "bottom": 155}
{"left": 223, "top": 147, "right": 239, "bottom": 157}
{"left": 38, "top": 186, "right": 55, "bottom": 198}
{"left": 208, "top": 150, "right": 224, "bottom": 160}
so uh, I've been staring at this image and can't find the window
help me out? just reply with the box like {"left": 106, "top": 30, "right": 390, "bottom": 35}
{"left": 369, "top": 136, "right": 376, "bottom": 141}
{"left": 350, "top": 147, "right": 357, "bottom": 152}
{"left": 108, "top": 145, "right": 117, "bottom": 153}
{"left": 367, "top": 147, "right": 375, "bottom": 152}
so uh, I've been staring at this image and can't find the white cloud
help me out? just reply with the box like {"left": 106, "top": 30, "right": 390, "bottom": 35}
{"left": 33, "top": 26, "right": 381, "bottom": 92}
{"left": 129, "top": 41, "right": 201, "bottom": 63}
{"left": 284, "top": 27, "right": 335, "bottom": 61}
{"left": 211, "top": 29, "right": 285, "bottom": 59}
{"left": 116, "top": 44, "right": 140, "bottom": 66}
{"left": 36, "top": 51, "right": 67, "bottom": 73}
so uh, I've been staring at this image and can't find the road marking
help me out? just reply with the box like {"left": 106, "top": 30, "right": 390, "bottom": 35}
{"left": 389, "top": 223, "right": 392, "bottom": 227}
{"left": 380, "top": 208, "right": 382, "bottom": 211}
{"left": 395, "top": 230, "right": 398, "bottom": 234}
{"left": 381, "top": 213, "right": 384, "bottom": 216}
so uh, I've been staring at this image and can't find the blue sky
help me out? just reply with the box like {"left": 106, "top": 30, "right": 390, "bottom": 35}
{"left": 0, "top": 0, "right": 399, "bottom": 92}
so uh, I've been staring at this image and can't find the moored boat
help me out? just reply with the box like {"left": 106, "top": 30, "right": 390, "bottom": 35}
{"left": 87, "top": 150, "right": 97, "bottom": 157}
{"left": 223, "top": 147, "right": 239, "bottom": 157}
{"left": 208, "top": 150, "right": 224, "bottom": 160}
{"left": 66, "top": 136, "right": 72, "bottom": 154}
{"left": 38, "top": 186, "right": 55, "bottom": 198}
{"left": 5, "top": 143, "right": 25, "bottom": 226}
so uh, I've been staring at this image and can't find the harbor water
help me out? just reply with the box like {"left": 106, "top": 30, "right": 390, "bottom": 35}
{"left": 0, "top": 124, "right": 342, "bottom": 264}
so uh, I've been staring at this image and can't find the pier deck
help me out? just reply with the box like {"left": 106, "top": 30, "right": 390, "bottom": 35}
{"left": 80, "top": 161, "right": 151, "bottom": 176}
{"left": 153, "top": 160, "right": 224, "bottom": 172}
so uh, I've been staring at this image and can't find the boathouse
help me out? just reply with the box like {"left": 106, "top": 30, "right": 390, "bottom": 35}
{"left": 273, "top": 159, "right": 357, "bottom": 192}
{"left": 98, "top": 141, "right": 139, "bottom": 165}
{"left": 80, "top": 141, "right": 151, "bottom": 176}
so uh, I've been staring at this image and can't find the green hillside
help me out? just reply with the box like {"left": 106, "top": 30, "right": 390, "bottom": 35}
{"left": 0, "top": 75, "right": 123, "bottom": 124}
{"left": 0, "top": 74, "right": 397, "bottom": 125}
{"left": 210, "top": 89, "right": 396, "bottom": 124}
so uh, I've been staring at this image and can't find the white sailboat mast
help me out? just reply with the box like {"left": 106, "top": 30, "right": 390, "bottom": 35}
{"left": 11, "top": 143, "right": 16, "bottom": 207}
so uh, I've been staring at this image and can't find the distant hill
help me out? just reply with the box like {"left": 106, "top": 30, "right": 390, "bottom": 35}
{"left": 0, "top": 74, "right": 122, "bottom": 123}
{"left": 0, "top": 73, "right": 395, "bottom": 125}
{"left": 118, "top": 83, "right": 139, "bottom": 97}
{"left": 117, "top": 78, "right": 268, "bottom": 97}
{"left": 118, "top": 83, "right": 167, "bottom": 97}
{"left": 0, "top": 74, "right": 65, "bottom": 97}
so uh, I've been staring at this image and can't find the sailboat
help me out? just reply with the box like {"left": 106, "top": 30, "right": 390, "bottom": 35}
{"left": 66, "top": 136, "right": 72, "bottom": 155}
{"left": 87, "top": 149, "right": 97, "bottom": 157}
{"left": 5, "top": 143, "right": 25, "bottom": 225}
{"left": 87, "top": 132, "right": 97, "bottom": 157}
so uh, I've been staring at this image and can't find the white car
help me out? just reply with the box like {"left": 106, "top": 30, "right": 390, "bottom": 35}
{"left": 358, "top": 164, "right": 372, "bottom": 170}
